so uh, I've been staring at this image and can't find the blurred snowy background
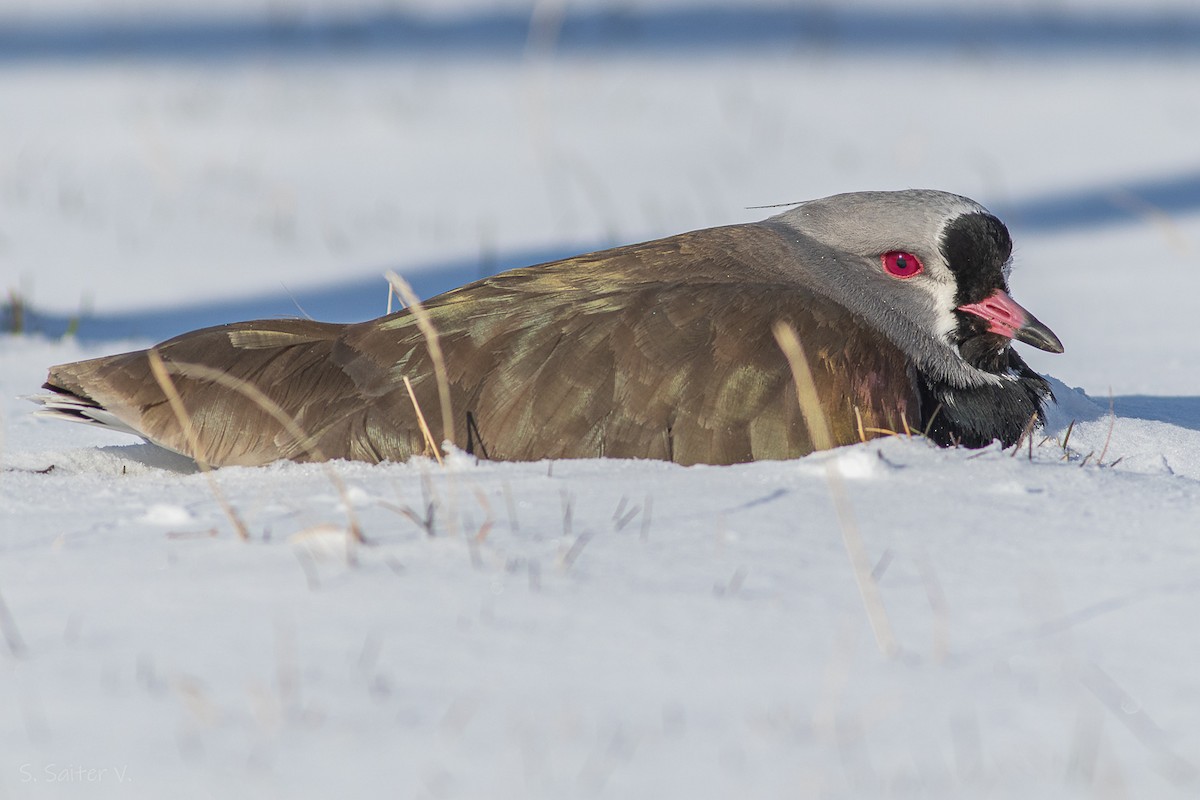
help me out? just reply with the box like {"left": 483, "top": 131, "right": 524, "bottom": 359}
{"left": 2, "top": 2, "right": 1200, "bottom": 798}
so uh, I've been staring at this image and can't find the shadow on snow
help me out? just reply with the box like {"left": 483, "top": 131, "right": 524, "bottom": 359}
{"left": 1110, "top": 396, "right": 1200, "bottom": 433}
{"left": 0, "top": 6, "right": 1199, "bottom": 64}
{"left": 9, "top": 170, "right": 1200, "bottom": 342}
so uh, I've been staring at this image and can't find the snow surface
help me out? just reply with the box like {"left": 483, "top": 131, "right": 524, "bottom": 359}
{"left": 3, "top": 1, "right": 1200, "bottom": 798}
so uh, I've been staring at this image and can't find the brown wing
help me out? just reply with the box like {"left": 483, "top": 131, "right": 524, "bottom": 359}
{"left": 43, "top": 225, "right": 921, "bottom": 466}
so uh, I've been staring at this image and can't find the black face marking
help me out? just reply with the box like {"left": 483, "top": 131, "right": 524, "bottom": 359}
{"left": 940, "top": 212, "right": 1017, "bottom": 372}
{"left": 940, "top": 212, "right": 1012, "bottom": 306}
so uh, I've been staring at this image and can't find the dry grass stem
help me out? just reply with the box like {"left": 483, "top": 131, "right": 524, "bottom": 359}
{"left": 560, "top": 489, "right": 573, "bottom": 540}
{"left": 472, "top": 487, "right": 495, "bottom": 543}
{"left": 147, "top": 350, "right": 251, "bottom": 541}
{"left": 386, "top": 281, "right": 405, "bottom": 315}
{"left": 772, "top": 322, "right": 898, "bottom": 658}
{"left": 1099, "top": 390, "right": 1117, "bottom": 466}
{"left": 561, "top": 529, "right": 597, "bottom": 570}
{"left": 0, "top": 585, "right": 27, "bottom": 658}
{"left": 1010, "top": 413, "right": 1038, "bottom": 458}
{"left": 502, "top": 480, "right": 519, "bottom": 533}
{"left": 1061, "top": 419, "right": 1076, "bottom": 457}
{"left": 4, "top": 289, "right": 26, "bottom": 334}
{"left": 921, "top": 403, "right": 943, "bottom": 439}
{"left": 869, "top": 548, "right": 895, "bottom": 582}
{"left": 639, "top": 494, "right": 653, "bottom": 541}
{"left": 612, "top": 496, "right": 641, "bottom": 532}
{"left": 383, "top": 472, "right": 438, "bottom": 536}
{"left": 403, "top": 376, "right": 444, "bottom": 466}
{"left": 914, "top": 550, "right": 950, "bottom": 663}
{"left": 772, "top": 322, "right": 833, "bottom": 452}
{"left": 150, "top": 355, "right": 363, "bottom": 544}
{"left": 147, "top": 349, "right": 207, "bottom": 466}
{"left": 558, "top": 490, "right": 597, "bottom": 569}
{"left": 854, "top": 406, "right": 867, "bottom": 443}
{"left": 861, "top": 426, "right": 901, "bottom": 437}
{"left": 386, "top": 272, "right": 454, "bottom": 451}
{"left": 1080, "top": 660, "right": 1198, "bottom": 785}
{"left": 613, "top": 495, "right": 629, "bottom": 523}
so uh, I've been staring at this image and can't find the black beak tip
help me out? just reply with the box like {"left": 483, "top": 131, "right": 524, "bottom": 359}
{"left": 1017, "top": 322, "right": 1064, "bottom": 354}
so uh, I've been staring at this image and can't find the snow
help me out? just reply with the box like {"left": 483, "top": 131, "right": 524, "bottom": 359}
{"left": 3, "top": 1, "right": 1200, "bottom": 797}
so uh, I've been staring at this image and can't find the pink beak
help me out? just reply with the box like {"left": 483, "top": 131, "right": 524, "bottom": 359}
{"left": 957, "top": 289, "right": 1064, "bottom": 354}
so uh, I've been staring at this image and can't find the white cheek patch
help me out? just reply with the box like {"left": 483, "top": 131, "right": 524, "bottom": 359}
{"left": 923, "top": 274, "right": 961, "bottom": 342}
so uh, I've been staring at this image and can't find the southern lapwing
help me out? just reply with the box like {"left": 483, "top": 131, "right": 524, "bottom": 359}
{"left": 35, "top": 190, "right": 1062, "bottom": 467}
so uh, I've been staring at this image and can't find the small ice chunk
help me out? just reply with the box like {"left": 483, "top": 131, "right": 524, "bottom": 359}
{"left": 833, "top": 449, "right": 878, "bottom": 479}
{"left": 140, "top": 504, "right": 195, "bottom": 526}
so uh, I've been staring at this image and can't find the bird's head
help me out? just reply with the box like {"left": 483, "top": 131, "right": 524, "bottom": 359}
{"left": 769, "top": 189, "right": 1062, "bottom": 386}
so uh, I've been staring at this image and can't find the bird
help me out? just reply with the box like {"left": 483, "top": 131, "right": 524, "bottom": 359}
{"left": 35, "top": 189, "right": 1063, "bottom": 468}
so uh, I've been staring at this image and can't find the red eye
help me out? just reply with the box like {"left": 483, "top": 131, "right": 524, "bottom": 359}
{"left": 881, "top": 251, "right": 924, "bottom": 279}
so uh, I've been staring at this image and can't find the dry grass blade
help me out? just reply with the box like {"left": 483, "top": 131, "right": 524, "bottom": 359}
{"left": 854, "top": 406, "right": 867, "bottom": 444}
{"left": 771, "top": 322, "right": 833, "bottom": 452}
{"left": 861, "top": 426, "right": 901, "bottom": 437}
{"left": 771, "top": 321, "right": 898, "bottom": 658}
{"left": 558, "top": 490, "right": 596, "bottom": 569}
{"left": 147, "top": 349, "right": 207, "bottom": 467}
{"left": 0, "top": 584, "right": 27, "bottom": 658}
{"left": 1061, "top": 419, "right": 1076, "bottom": 457}
{"left": 403, "top": 376, "right": 444, "bottom": 466}
{"left": 502, "top": 480, "right": 520, "bottom": 533}
{"left": 147, "top": 349, "right": 251, "bottom": 541}
{"left": 561, "top": 529, "right": 597, "bottom": 570}
{"left": 922, "top": 403, "right": 944, "bottom": 439}
{"left": 612, "top": 496, "right": 641, "bottom": 532}
{"left": 386, "top": 272, "right": 454, "bottom": 452}
{"left": 151, "top": 356, "right": 364, "bottom": 544}
{"left": 4, "top": 289, "right": 25, "bottom": 334}
{"left": 914, "top": 549, "right": 950, "bottom": 663}
{"left": 1080, "top": 660, "right": 1199, "bottom": 785}
{"left": 1010, "top": 413, "right": 1038, "bottom": 458}
{"left": 386, "top": 281, "right": 401, "bottom": 315}
{"left": 472, "top": 487, "right": 495, "bottom": 543}
{"left": 1099, "top": 390, "right": 1117, "bottom": 466}
{"left": 869, "top": 548, "right": 895, "bottom": 582}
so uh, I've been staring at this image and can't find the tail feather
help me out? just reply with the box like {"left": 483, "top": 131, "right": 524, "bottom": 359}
{"left": 31, "top": 386, "right": 146, "bottom": 438}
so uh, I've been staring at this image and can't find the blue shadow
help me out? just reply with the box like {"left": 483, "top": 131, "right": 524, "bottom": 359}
{"left": 1112, "top": 396, "right": 1200, "bottom": 432}
{"left": 996, "top": 171, "right": 1200, "bottom": 233}
{"left": 0, "top": 6, "right": 1198, "bottom": 64}
{"left": 9, "top": 243, "right": 597, "bottom": 342}
{"left": 8, "top": 170, "right": 1200, "bottom": 344}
